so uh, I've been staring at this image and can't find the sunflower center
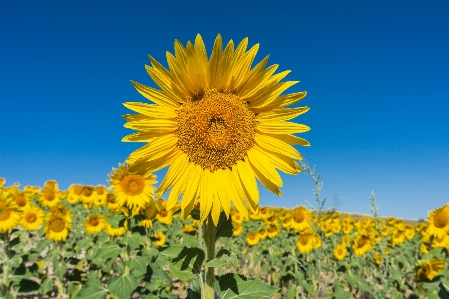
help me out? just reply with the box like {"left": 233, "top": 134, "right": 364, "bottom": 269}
{"left": 293, "top": 210, "right": 305, "bottom": 223}
{"left": 176, "top": 89, "right": 256, "bottom": 170}
{"left": 49, "top": 218, "right": 66, "bottom": 233}
{"left": 337, "top": 248, "right": 343, "bottom": 255}
{"left": 268, "top": 224, "right": 277, "bottom": 233}
{"left": 25, "top": 213, "right": 37, "bottom": 223}
{"left": 143, "top": 203, "right": 158, "bottom": 219}
{"left": 82, "top": 186, "right": 94, "bottom": 197}
{"left": 44, "top": 190, "right": 55, "bottom": 201}
{"left": 434, "top": 211, "right": 448, "bottom": 228}
{"left": 0, "top": 202, "right": 11, "bottom": 220}
{"left": 248, "top": 233, "right": 256, "bottom": 240}
{"left": 121, "top": 175, "right": 145, "bottom": 195}
{"left": 15, "top": 195, "right": 27, "bottom": 207}
{"left": 107, "top": 194, "right": 116, "bottom": 203}
{"left": 89, "top": 218, "right": 100, "bottom": 227}
{"left": 299, "top": 234, "right": 310, "bottom": 245}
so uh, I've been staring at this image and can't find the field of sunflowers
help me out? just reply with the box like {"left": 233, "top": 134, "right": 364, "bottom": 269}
{"left": 0, "top": 174, "right": 448, "bottom": 299}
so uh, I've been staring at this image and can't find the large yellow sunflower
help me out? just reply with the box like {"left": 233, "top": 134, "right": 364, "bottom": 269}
{"left": 108, "top": 163, "right": 157, "bottom": 209}
{"left": 426, "top": 204, "right": 449, "bottom": 239}
{"left": 84, "top": 214, "right": 106, "bottom": 234}
{"left": 0, "top": 197, "right": 21, "bottom": 232}
{"left": 20, "top": 206, "right": 44, "bottom": 231}
{"left": 123, "top": 34, "right": 310, "bottom": 226}
{"left": 45, "top": 216, "right": 71, "bottom": 241}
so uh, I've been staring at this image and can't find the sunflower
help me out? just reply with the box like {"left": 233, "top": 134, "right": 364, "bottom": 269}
{"left": 93, "top": 185, "right": 108, "bottom": 207}
{"left": 432, "top": 234, "right": 449, "bottom": 249}
{"left": 20, "top": 206, "right": 44, "bottom": 231}
{"left": 373, "top": 252, "right": 383, "bottom": 265}
{"left": 342, "top": 222, "right": 353, "bottom": 234}
{"left": 333, "top": 243, "right": 346, "bottom": 261}
{"left": 420, "top": 242, "right": 430, "bottom": 254}
{"left": 390, "top": 229, "right": 406, "bottom": 247}
{"left": 0, "top": 197, "right": 21, "bottom": 233}
{"left": 182, "top": 224, "right": 196, "bottom": 234}
{"left": 79, "top": 185, "right": 96, "bottom": 206}
{"left": 122, "top": 34, "right": 310, "bottom": 226}
{"left": 426, "top": 204, "right": 449, "bottom": 239}
{"left": 66, "top": 184, "right": 82, "bottom": 205}
{"left": 84, "top": 214, "right": 106, "bottom": 234}
{"left": 43, "top": 180, "right": 58, "bottom": 191}
{"left": 108, "top": 163, "right": 157, "bottom": 210}
{"left": 12, "top": 191, "right": 31, "bottom": 211}
{"left": 153, "top": 231, "right": 166, "bottom": 247}
{"left": 352, "top": 232, "right": 373, "bottom": 256}
{"left": 45, "top": 216, "right": 71, "bottom": 241}
{"left": 267, "top": 223, "right": 280, "bottom": 238}
{"left": 233, "top": 222, "right": 243, "bottom": 237}
{"left": 296, "top": 231, "right": 314, "bottom": 253}
{"left": 246, "top": 232, "right": 260, "bottom": 246}
{"left": 38, "top": 188, "right": 61, "bottom": 208}
{"left": 289, "top": 206, "right": 312, "bottom": 232}
{"left": 258, "top": 227, "right": 268, "bottom": 240}
{"left": 342, "top": 234, "right": 351, "bottom": 245}
{"left": 156, "top": 208, "right": 173, "bottom": 225}
{"left": 0, "top": 178, "right": 5, "bottom": 188}
{"left": 105, "top": 219, "right": 128, "bottom": 237}
{"left": 232, "top": 212, "right": 243, "bottom": 223}
{"left": 415, "top": 258, "right": 446, "bottom": 281}
{"left": 47, "top": 204, "right": 72, "bottom": 223}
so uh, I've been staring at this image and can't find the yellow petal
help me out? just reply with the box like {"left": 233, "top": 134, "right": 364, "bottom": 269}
{"left": 181, "top": 164, "right": 202, "bottom": 210}
{"left": 256, "top": 147, "right": 299, "bottom": 175}
{"left": 257, "top": 121, "right": 311, "bottom": 135}
{"left": 131, "top": 81, "right": 180, "bottom": 108}
{"left": 200, "top": 169, "right": 214, "bottom": 222}
{"left": 129, "top": 149, "right": 181, "bottom": 174}
{"left": 236, "top": 55, "right": 269, "bottom": 95}
{"left": 242, "top": 70, "right": 290, "bottom": 101}
{"left": 145, "top": 62, "right": 185, "bottom": 103}
{"left": 236, "top": 160, "right": 259, "bottom": 209}
{"left": 249, "top": 81, "right": 299, "bottom": 108}
{"left": 122, "top": 131, "right": 171, "bottom": 142}
{"left": 174, "top": 39, "right": 187, "bottom": 69}
{"left": 256, "top": 106, "right": 309, "bottom": 122}
{"left": 248, "top": 158, "right": 282, "bottom": 196}
{"left": 123, "top": 119, "right": 177, "bottom": 131}
{"left": 166, "top": 51, "right": 195, "bottom": 96}
{"left": 215, "top": 169, "right": 231, "bottom": 219}
{"left": 254, "top": 134, "right": 302, "bottom": 160}
{"left": 262, "top": 133, "right": 310, "bottom": 146}
{"left": 156, "top": 153, "right": 189, "bottom": 198}
{"left": 247, "top": 148, "right": 283, "bottom": 187}
{"left": 166, "top": 162, "right": 194, "bottom": 210}
{"left": 255, "top": 91, "right": 307, "bottom": 112}
{"left": 123, "top": 102, "right": 177, "bottom": 119}
{"left": 230, "top": 43, "right": 260, "bottom": 91}
{"left": 238, "top": 64, "right": 279, "bottom": 99}
{"left": 211, "top": 183, "right": 222, "bottom": 226}
{"left": 231, "top": 165, "right": 258, "bottom": 219}
{"left": 126, "top": 135, "right": 178, "bottom": 162}
{"left": 208, "top": 34, "right": 223, "bottom": 88}
{"left": 215, "top": 40, "right": 234, "bottom": 91}
{"left": 225, "top": 168, "right": 249, "bottom": 219}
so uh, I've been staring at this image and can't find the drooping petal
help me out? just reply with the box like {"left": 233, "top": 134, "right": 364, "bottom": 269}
{"left": 200, "top": 169, "right": 214, "bottom": 222}
{"left": 247, "top": 148, "right": 283, "bottom": 187}
{"left": 236, "top": 160, "right": 259, "bottom": 208}
{"left": 257, "top": 121, "right": 311, "bottom": 135}
{"left": 156, "top": 153, "right": 189, "bottom": 198}
{"left": 215, "top": 169, "right": 231, "bottom": 218}
{"left": 254, "top": 134, "right": 302, "bottom": 160}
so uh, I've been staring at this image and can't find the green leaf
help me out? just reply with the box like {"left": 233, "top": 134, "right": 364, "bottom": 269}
{"left": 94, "top": 243, "right": 122, "bottom": 260}
{"left": 127, "top": 255, "right": 148, "bottom": 277}
{"left": 54, "top": 262, "right": 67, "bottom": 281}
{"left": 67, "top": 281, "right": 81, "bottom": 298}
{"left": 15, "top": 279, "right": 40, "bottom": 293}
{"left": 439, "top": 282, "right": 449, "bottom": 299}
{"left": 73, "top": 281, "right": 108, "bottom": 299}
{"left": 355, "top": 276, "right": 371, "bottom": 293}
{"left": 108, "top": 274, "right": 139, "bottom": 299}
{"left": 215, "top": 211, "right": 234, "bottom": 240}
{"left": 186, "top": 288, "right": 202, "bottom": 299}
{"left": 205, "top": 249, "right": 239, "bottom": 268}
{"left": 286, "top": 286, "right": 297, "bottom": 299}
{"left": 158, "top": 246, "right": 205, "bottom": 280}
{"left": 219, "top": 273, "right": 280, "bottom": 299}
{"left": 332, "top": 285, "right": 351, "bottom": 299}
{"left": 40, "top": 277, "right": 53, "bottom": 295}
{"left": 122, "top": 232, "right": 143, "bottom": 248}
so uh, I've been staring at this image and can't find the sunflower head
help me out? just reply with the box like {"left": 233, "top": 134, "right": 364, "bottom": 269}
{"left": 45, "top": 216, "right": 71, "bottom": 241}
{"left": 0, "top": 198, "right": 21, "bottom": 233}
{"left": 426, "top": 204, "right": 449, "bottom": 239}
{"left": 123, "top": 34, "right": 310, "bottom": 226}
{"left": 84, "top": 214, "right": 105, "bottom": 234}
{"left": 108, "top": 163, "right": 157, "bottom": 210}
{"left": 333, "top": 243, "right": 346, "bottom": 261}
{"left": 20, "top": 206, "right": 44, "bottom": 231}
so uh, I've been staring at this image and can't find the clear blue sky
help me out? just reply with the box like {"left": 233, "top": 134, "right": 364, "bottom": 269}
{"left": 1, "top": 0, "right": 448, "bottom": 220}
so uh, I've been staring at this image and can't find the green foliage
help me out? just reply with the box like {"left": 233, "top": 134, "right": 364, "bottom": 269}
{"left": 158, "top": 245, "right": 205, "bottom": 280}
{"left": 218, "top": 273, "right": 280, "bottom": 299}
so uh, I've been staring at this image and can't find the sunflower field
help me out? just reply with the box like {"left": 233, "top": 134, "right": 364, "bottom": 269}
{"left": 1, "top": 173, "right": 448, "bottom": 299}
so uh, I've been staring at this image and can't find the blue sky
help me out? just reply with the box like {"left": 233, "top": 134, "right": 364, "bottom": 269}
{"left": 1, "top": 0, "right": 448, "bottom": 220}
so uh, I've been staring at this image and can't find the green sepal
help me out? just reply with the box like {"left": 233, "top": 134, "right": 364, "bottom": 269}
{"left": 158, "top": 246, "right": 205, "bottom": 280}
{"left": 218, "top": 273, "right": 280, "bottom": 299}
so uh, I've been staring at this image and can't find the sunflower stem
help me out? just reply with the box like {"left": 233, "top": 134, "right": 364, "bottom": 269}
{"left": 203, "top": 215, "right": 216, "bottom": 299}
